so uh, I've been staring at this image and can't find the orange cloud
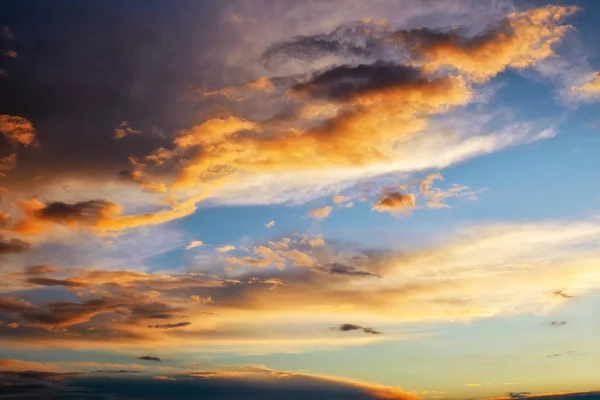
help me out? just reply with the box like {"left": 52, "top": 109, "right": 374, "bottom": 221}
{"left": 372, "top": 192, "right": 416, "bottom": 213}
{"left": 333, "top": 195, "right": 350, "bottom": 204}
{"left": 571, "top": 72, "right": 600, "bottom": 97}
{"left": 0, "top": 115, "right": 37, "bottom": 146}
{"left": 397, "top": 5, "right": 578, "bottom": 81}
{"left": 306, "top": 206, "right": 332, "bottom": 221}
{"left": 186, "top": 240, "right": 204, "bottom": 250}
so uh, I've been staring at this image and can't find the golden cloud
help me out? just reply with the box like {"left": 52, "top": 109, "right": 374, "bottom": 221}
{"left": 0, "top": 115, "right": 37, "bottom": 147}
{"left": 306, "top": 206, "right": 332, "bottom": 221}
{"left": 396, "top": 5, "right": 578, "bottom": 82}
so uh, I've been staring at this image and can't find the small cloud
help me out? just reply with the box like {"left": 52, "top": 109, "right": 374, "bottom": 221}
{"left": 372, "top": 192, "right": 415, "bottom": 213}
{"left": 95, "top": 370, "right": 141, "bottom": 374}
{"left": 148, "top": 322, "right": 191, "bottom": 329}
{"left": 0, "top": 115, "right": 37, "bottom": 146}
{"left": 113, "top": 121, "right": 142, "bottom": 139}
{"left": 1, "top": 26, "right": 13, "bottom": 40}
{"left": 217, "top": 245, "right": 235, "bottom": 252}
{"left": 0, "top": 236, "right": 31, "bottom": 255}
{"left": 190, "top": 295, "right": 212, "bottom": 304}
{"left": 3, "top": 49, "right": 17, "bottom": 58}
{"left": 550, "top": 321, "right": 567, "bottom": 326}
{"left": 571, "top": 72, "right": 600, "bottom": 100}
{"left": 325, "top": 263, "right": 380, "bottom": 278}
{"left": 137, "top": 356, "right": 162, "bottom": 362}
{"left": 463, "top": 383, "right": 484, "bottom": 387}
{"left": 265, "top": 220, "right": 275, "bottom": 229}
{"left": 333, "top": 195, "right": 350, "bottom": 205}
{"left": 553, "top": 290, "right": 575, "bottom": 299}
{"left": 546, "top": 351, "right": 584, "bottom": 358}
{"left": 306, "top": 206, "right": 332, "bottom": 222}
{"left": 26, "top": 277, "right": 88, "bottom": 288}
{"left": 154, "top": 375, "right": 176, "bottom": 380}
{"left": 24, "top": 265, "right": 61, "bottom": 275}
{"left": 186, "top": 240, "right": 204, "bottom": 250}
{"left": 337, "top": 323, "right": 381, "bottom": 334}
{"left": 343, "top": 201, "right": 354, "bottom": 208}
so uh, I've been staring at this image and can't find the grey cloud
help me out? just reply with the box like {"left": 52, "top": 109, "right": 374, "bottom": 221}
{"left": 148, "top": 322, "right": 191, "bottom": 329}
{"left": 337, "top": 323, "right": 381, "bottom": 334}
{"left": 325, "top": 263, "right": 381, "bottom": 278}
{"left": 137, "top": 356, "right": 162, "bottom": 362}
{"left": 0, "top": 236, "right": 31, "bottom": 254}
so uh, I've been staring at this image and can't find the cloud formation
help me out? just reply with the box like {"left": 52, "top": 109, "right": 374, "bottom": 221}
{"left": 338, "top": 324, "right": 382, "bottom": 335}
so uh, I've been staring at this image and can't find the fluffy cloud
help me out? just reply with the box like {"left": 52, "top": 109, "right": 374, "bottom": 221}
{"left": 186, "top": 240, "right": 204, "bottom": 250}
{"left": 372, "top": 192, "right": 416, "bottom": 213}
{"left": 306, "top": 206, "right": 333, "bottom": 222}
{"left": 394, "top": 6, "right": 578, "bottom": 81}
{"left": 0, "top": 115, "right": 37, "bottom": 146}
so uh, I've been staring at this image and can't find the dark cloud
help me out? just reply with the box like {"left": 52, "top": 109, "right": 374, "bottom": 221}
{"left": 372, "top": 191, "right": 416, "bottom": 212}
{"left": 546, "top": 351, "right": 584, "bottom": 358}
{"left": 148, "top": 322, "right": 191, "bottom": 329}
{"left": 137, "top": 356, "right": 162, "bottom": 362}
{"left": 128, "top": 302, "right": 185, "bottom": 320}
{"left": 337, "top": 324, "right": 381, "bottom": 335}
{"left": 524, "top": 393, "right": 600, "bottom": 399}
{"left": 26, "top": 277, "right": 88, "bottom": 288}
{"left": 553, "top": 290, "right": 575, "bottom": 299}
{"left": 0, "top": 371, "right": 415, "bottom": 400}
{"left": 0, "top": 0, "right": 223, "bottom": 190}
{"left": 94, "top": 369, "right": 140, "bottom": 374}
{"left": 34, "top": 200, "right": 116, "bottom": 224}
{"left": 291, "top": 63, "right": 426, "bottom": 101}
{"left": 0, "top": 236, "right": 31, "bottom": 254}
{"left": 0, "top": 370, "right": 80, "bottom": 379}
{"left": 262, "top": 22, "right": 389, "bottom": 66}
{"left": 0, "top": 296, "right": 36, "bottom": 312}
{"left": 551, "top": 321, "right": 567, "bottom": 326}
{"left": 325, "top": 263, "right": 381, "bottom": 278}
{"left": 24, "top": 265, "right": 61, "bottom": 275}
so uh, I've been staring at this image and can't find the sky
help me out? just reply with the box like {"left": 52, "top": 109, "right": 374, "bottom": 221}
{"left": 1, "top": 0, "right": 600, "bottom": 399}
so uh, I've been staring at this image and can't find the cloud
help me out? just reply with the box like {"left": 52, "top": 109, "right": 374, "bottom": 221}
{"left": 148, "top": 322, "right": 192, "bottom": 329}
{"left": 546, "top": 351, "right": 584, "bottom": 358}
{"left": 138, "top": 356, "right": 162, "bottom": 362}
{"left": 394, "top": 5, "right": 578, "bottom": 82}
{"left": 0, "top": 236, "right": 31, "bottom": 254}
{"left": 5, "top": 195, "right": 211, "bottom": 234}
{"left": 6, "top": 199, "right": 121, "bottom": 234}
{"left": 0, "top": 297, "right": 37, "bottom": 312}
{"left": 372, "top": 192, "right": 416, "bottom": 213}
{"left": 325, "top": 263, "right": 381, "bottom": 278}
{"left": 25, "top": 277, "right": 89, "bottom": 288}
{"left": 113, "top": 121, "right": 142, "bottom": 139}
{"left": 553, "top": 290, "right": 575, "bottom": 299}
{"left": 306, "top": 206, "right": 332, "bottom": 221}
{"left": 338, "top": 324, "right": 382, "bottom": 335}
{"left": 94, "top": 369, "right": 141, "bottom": 374}
{"left": 0, "top": 365, "right": 420, "bottom": 400}
{"left": 217, "top": 245, "right": 236, "bottom": 252}
{"left": 333, "top": 195, "right": 350, "bottom": 204}
{"left": 0, "top": 115, "right": 37, "bottom": 146}
{"left": 186, "top": 240, "right": 204, "bottom": 250}
{"left": 23, "top": 265, "right": 62, "bottom": 275}
{"left": 1, "top": 26, "right": 13, "bottom": 40}
{"left": 265, "top": 220, "right": 275, "bottom": 228}
{"left": 571, "top": 72, "right": 600, "bottom": 100}
{"left": 550, "top": 321, "right": 567, "bottom": 326}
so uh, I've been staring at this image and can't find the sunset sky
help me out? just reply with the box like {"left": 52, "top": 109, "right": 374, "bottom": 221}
{"left": 1, "top": 1, "right": 600, "bottom": 399}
